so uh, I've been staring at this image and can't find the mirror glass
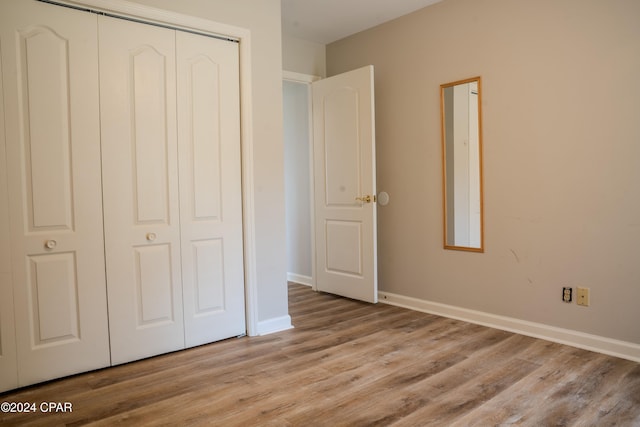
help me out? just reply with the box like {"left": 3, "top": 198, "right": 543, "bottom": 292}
{"left": 441, "top": 77, "right": 484, "bottom": 252}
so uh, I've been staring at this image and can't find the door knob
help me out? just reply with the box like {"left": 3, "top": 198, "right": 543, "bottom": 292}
{"left": 146, "top": 232, "right": 157, "bottom": 242}
{"left": 355, "top": 195, "right": 376, "bottom": 203}
{"left": 45, "top": 239, "right": 57, "bottom": 249}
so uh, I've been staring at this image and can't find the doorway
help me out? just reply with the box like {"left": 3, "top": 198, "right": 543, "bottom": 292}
{"left": 283, "top": 72, "right": 318, "bottom": 288}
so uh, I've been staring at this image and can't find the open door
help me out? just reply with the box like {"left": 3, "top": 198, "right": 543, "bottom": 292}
{"left": 312, "top": 65, "right": 377, "bottom": 303}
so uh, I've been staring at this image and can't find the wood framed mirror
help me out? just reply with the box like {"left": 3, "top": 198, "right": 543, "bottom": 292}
{"left": 441, "top": 76, "right": 484, "bottom": 252}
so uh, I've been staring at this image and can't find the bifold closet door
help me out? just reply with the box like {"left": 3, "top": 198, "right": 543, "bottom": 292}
{"left": 99, "top": 15, "right": 185, "bottom": 365}
{"left": 0, "top": 0, "right": 110, "bottom": 387}
{"left": 100, "top": 17, "right": 247, "bottom": 362}
{"left": 176, "top": 32, "right": 246, "bottom": 347}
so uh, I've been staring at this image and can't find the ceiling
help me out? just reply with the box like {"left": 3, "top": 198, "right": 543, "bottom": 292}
{"left": 281, "top": 0, "right": 443, "bottom": 45}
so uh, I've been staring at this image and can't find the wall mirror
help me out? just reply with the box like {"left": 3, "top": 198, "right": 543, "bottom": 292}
{"left": 441, "top": 76, "right": 484, "bottom": 252}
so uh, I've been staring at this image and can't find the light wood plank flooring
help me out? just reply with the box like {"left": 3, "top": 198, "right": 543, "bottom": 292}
{"left": 1, "top": 283, "right": 639, "bottom": 426}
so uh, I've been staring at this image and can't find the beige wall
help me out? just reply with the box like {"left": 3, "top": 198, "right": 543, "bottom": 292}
{"left": 129, "top": 0, "right": 288, "bottom": 324}
{"left": 327, "top": 0, "right": 640, "bottom": 344}
{"left": 282, "top": 34, "right": 326, "bottom": 77}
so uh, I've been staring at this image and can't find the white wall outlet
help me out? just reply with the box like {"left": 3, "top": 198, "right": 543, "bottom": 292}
{"left": 576, "top": 287, "right": 590, "bottom": 307}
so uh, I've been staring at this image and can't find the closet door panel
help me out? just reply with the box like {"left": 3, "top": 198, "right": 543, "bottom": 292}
{"left": 134, "top": 245, "right": 175, "bottom": 325}
{"left": 99, "top": 15, "right": 185, "bottom": 365}
{"left": 191, "top": 240, "right": 225, "bottom": 313}
{"left": 177, "top": 32, "right": 245, "bottom": 348}
{"left": 27, "top": 253, "right": 81, "bottom": 342}
{"left": 0, "top": 0, "right": 110, "bottom": 387}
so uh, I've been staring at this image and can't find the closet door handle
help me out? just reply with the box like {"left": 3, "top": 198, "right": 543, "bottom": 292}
{"left": 45, "top": 239, "right": 57, "bottom": 249}
{"left": 146, "top": 232, "right": 157, "bottom": 242}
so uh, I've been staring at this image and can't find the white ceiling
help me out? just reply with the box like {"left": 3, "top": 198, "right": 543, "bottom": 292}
{"left": 281, "top": 0, "right": 443, "bottom": 45}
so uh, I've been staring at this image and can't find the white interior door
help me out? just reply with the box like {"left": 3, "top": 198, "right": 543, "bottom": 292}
{"left": 99, "top": 15, "right": 185, "bottom": 364}
{"left": 453, "top": 84, "right": 470, "bottom": 246}
{"left": 0, "top": 0, "right": 110, "bottom": 386}
{"left": 468, "top": 82, "right": 481, "bottom": 247}
{"left": 312, "top": 65, "right": 377, "bottom": 303}
{"left": 176, "top": 31, "right": 246, "bottom": 347}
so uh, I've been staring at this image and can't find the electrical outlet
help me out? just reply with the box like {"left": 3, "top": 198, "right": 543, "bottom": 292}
{"left": 576, "top": 287, "right": 590, "bottom": 307}
{"left": 562, "top": 287, "right": 572, "bottom": 303}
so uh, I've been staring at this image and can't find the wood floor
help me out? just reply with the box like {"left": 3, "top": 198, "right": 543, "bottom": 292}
{"left": 2, "top": 283, "right": 639, "bottom": 426}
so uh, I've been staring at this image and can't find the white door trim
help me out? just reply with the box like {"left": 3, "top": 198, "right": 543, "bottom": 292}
{"left": 283, "top": 70, "right": 320, "bottom": 290}
{"left": 283, "top": 70, "right": 321, "bottom": 84}
{"left": 52, "top": 0, "right": 259, "bottom": 336}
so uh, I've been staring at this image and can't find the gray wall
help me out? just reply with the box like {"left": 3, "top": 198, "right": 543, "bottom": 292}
{"left": 282, "top": 35, "right": 326, "bottom": 77}
{"left": 327, "top": 0, "right": 640, "bottom": 344}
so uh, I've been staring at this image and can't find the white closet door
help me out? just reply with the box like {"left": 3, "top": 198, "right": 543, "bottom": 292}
{"left": 176, "top": 32, "right": 246, "bottom": 347}
{"left": 99, "top": 16, "right": 185, "bottom": 364}
{"left": 0, "top": 0, "right": 110, "bottom": 386}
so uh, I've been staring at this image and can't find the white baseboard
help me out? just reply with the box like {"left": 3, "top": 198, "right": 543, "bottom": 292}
{"left": 287, "top": 273, "right": 313, "bottom": 287}
{"left": 379, "top": 291, "right": 640, "bottom": 363}
{"left": 256, "top": 315, "right": 293, "bottom": 336}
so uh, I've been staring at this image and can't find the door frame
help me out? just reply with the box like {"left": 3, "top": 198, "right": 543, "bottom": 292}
{"left": 51, "top": 0, "right": 260, "bottom": 336}
{"left": 282, "top": 71, "right": 320, "bottom": 290}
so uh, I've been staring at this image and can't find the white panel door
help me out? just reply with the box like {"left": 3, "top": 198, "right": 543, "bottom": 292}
{"left": 312, "top": 66, "right": 377, "bottom": 303}
{"left": 0, "top": 0, "right": 110, "bottom": 387}
{"left": 99, "top": 16, "right": 185, "bottom": 364}
{"left": 176, "top": 32, "right": 246, "bottom": 347}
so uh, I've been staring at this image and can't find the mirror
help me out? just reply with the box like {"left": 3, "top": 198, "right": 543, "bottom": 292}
{"left": 441, "top": 76, "right": 484, "bottom": 252}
